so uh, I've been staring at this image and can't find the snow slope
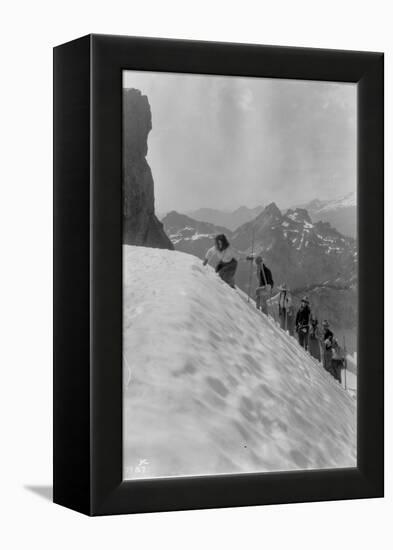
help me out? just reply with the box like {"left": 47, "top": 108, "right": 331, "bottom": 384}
{"left": 123, "top": 246, "right": 356, "bottom": 479}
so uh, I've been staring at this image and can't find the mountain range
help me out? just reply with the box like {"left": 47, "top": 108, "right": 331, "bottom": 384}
{"left": 163, "top": 203, "right": 356, "bottom": 289}
{"left": 185, "top": 205, "right": 265, "bottom": 231}
{"left": 167, "top": 192, "right": 356, "bottom": 238}
{"left": 293, "top": 192, "right": 356, "bottom": 238}
{"left": 162, "top": 211, "right": 231, "bottom": 260}
{"left": 162, "top": 203, "right": 357, "bottom": 351}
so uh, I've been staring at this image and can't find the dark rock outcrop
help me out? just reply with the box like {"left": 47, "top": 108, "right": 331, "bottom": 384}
{"left": 123, "top": 88, "right": 174, "bottom": 250}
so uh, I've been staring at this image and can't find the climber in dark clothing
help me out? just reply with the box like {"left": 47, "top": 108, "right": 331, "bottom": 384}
{"left": 256, "top": 258, "right": 274, "bottom": 289}
{"left": 295, "top": 296, "right": 311, "bottom": 350}
{"left": 246, "top": 255, "right": 274, "bottom": 314}
{"left": 330, "top": 338, "right": 344, "bottom": 383}
{"left": 320, "top": 320, "right": 334, "bottom": 374}
{"left": 277, "top": 283, "right": 292, "bottom": 331}
{"left": 308, "top": 316, "right": 321, "bottom": 362}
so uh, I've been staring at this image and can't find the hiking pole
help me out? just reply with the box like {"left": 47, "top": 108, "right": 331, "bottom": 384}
{"left": 247, "top": 224, "right": 256, "bottom": 303}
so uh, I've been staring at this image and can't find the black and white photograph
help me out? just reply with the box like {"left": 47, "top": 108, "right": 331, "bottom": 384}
{"left": 122, "top": 70, "right": 358, "bottom": 480}
{"left": 1, "top": 0, "right": 388, "bottom": 539}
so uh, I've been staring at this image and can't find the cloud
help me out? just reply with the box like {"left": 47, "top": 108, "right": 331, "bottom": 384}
{"left": 123, "top": 71, "right": 356, "bottom": 212}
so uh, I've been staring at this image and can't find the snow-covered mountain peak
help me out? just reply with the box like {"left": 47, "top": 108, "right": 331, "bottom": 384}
{"left": 285, "top": 208, "right": 312, "bottom": 225}
{"left": 317, "top": 191, "right": 356, "bottom": 212}
{"left": 292, "top": 192, "right": 357, "bottom": 238}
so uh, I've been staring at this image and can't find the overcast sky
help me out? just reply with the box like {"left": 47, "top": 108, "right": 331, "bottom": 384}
{"left": 123, "top": 71, "right": 357, "bottom": 214}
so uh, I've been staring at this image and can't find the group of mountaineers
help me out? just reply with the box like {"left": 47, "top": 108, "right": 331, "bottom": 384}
{"left": 203, "top": 233, "right": 347, "bottom": 385}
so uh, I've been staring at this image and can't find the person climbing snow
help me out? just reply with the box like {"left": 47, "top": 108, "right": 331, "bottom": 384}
{"left": 286, "top": 300, "right": 296, "bottom": 336}
{"left": 277, "top": 283, "right": 292, "bottom": 332}
{"left": 295, "top": 296, "right": 311, "bottom": 350}
{"left": 330, "top": 337, "right": 345, "bottom": 384}
{"left": 308, "top": 315, "right": 321, "bottom": 362}
{"left": 203, "top": 234, "right": 238, "bottom": 288}
{"left": 320, "top": 320, "right": 334, "bottom": 375}
{"left": 246, "top": 255, "right": 274, "bottom": 314}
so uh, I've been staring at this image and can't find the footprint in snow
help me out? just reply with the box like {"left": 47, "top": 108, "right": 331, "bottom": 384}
{"left": 130, "top": 305, "right": 144, "bottom": 318}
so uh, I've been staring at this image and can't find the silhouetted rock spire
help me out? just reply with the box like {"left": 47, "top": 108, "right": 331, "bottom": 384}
{"left": 123, "top": 88, "right": 174, "bottom": 250}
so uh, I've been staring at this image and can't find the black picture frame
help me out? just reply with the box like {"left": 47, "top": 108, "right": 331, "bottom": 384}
{"left": 53, "top": 34, "right": 384, "bottom": 516}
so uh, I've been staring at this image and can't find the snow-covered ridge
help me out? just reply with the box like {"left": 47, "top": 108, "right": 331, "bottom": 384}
{"left": 290, "top": 193, "right": 357, "bottom": 238}
{"left": 296, "top": 192, "right": 356, "bottom": 213}
{"left": 123, "top": 246, "right": 356, "bottom": 479}
{"left": 316, "top": 192, "right": 356, "bottom": 212}
{"left": 169, "top": 229, "right": 213, "bottom": 244}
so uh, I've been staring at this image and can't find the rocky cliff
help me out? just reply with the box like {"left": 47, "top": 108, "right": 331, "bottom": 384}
{"left": 123, "top": 88, "right": 174, "bottom": 250}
